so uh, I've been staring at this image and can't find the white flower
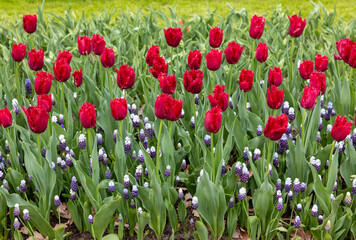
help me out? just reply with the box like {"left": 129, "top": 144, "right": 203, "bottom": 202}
{"left": 54, "top": 195, "right": 59, "bottom": 200}
{"left": 109, "top": 181, "right": 114, "bottom": 187}
{"left": 12, "top": 99, "right": 18, "bottom": 108}
{"left": 297, "top": 203, "right": 302, "bottom": 209}
{"left": 254, "top": 148, "right": 261, "bottom": 155}
{"left": 239, "top": 187, "right": 246, "bottom": 195}
{"left": 246, "top": 102, "right": 250, "bottom": 108}
{"left": 285, "top": 177, "right": 292, "bottom": 185}
{"left": 52, "top": 116, "right": 58, "bottom": 123}
{"left": 192, "top": 196, "right": 198, "bottom": 204}
{"left": 79, "top": 134, "right": 86, "bottom": 142}
{"left": 136, "top": 165, "right": 143, "bottom": 173}
{"left": 125, "top": 137, "right": 131, "bottom": 145}
{"left": 59, "top": 135, "right": 65, "bottom": 143}
{"left": 166, "top": 165, "right": 171, "bottom": 170}
{"left": 132, "top": 185, "right": 138, "bottom": 191}
{"left": 283, "top": 101, "right": 289, "bottom": 108}
{"left": 294, "top": 178, "right": 300, "bottom": 185}
{"left": 312, "top": 205, "right": 318, "bottom": 212}
{"left": 144, "top": 182, "right": 149, "bottom": 188}
{"left": 23, "top": 209, "right": 29, "bottom": 215}
{"left": 133, "top": 115, "right": 140, "bottom": 123}
{"left": 278, "top": 198, "right": 283, "bottom": 204}
{"left": 276, "top": 190, "right": 282, "bottom": 196}
{"left": 179, "top": 188, "right": 183, "bottom": 195}
{"left": 124, "top": 175, "right": 129, "bottom": 182}
{"left": 288, "top": 107, "right": 295, "bottom": 115}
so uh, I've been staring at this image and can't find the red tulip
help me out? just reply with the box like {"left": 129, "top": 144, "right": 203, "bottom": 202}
{"left": 91, "top": 34, "right": 106, "bottom": 55}
{"left": 349, "top": 45, "right": 356, "bottom": 68}
{"left": 53, "top": 59, "right": 71, "bottom": 82}
{"left": 154, "top": 94, "right": 172, "bottom": 119}
{"left": 310, "top": 71, "right": 326, "bottom": 95}
{"left": 335, "top": 38, "right": 354, "bottom": 63}
{"left": 331, "top": 115, "right": 353, "bottom": 142}
{"left": 37, "top": 94, "right": 52, "bottom": 112}
{"left": 206, "top": 49, "right": 222, "bottom": 71}
{"left": 314, "top": 54, "right": 329, "bottom": 72}
{"left": 110, "top": 98, "right": 128, "bottom": 121}
{"left": 208, "top": 85, "right": 229, "bottom": 112}
{"left": 188, "top": 50, "right": 202, "bottom": 70}
{"left": 100, "top": 48, "right": 115, "bottom": 68}
{"left": 28, "top": 49, "right": 44, "bottom": 71}
{"left": 11, "top": 43, "right": 26, "bottom": 62}
{"left": 268, "top": 67, "right": 283, "bottom": 87}
{"left": 224, "top": 41, "right": 244, "bottom": 65}
{"left": 267, "top": 85, "right": 284, "bottom": 109}
{"left": 56, "top": 50, "right": 72, "bottom": 64}
{"left": 146, "top": 45, "right": 160, "bottom": 66}
{"left": 204, "top": 107, "right": 222, "bottom": 133}
{"left": 300, "top": 85, "right": 318, "bottom": 110}
{"left": 164, "top": 28, "right": 182, "bottom": 47}
{"left": 166, "top": 99, "right": 183, "bottom": 121}
{"left": 249, "top": 15, "right": 265, "bottom": 39}
{"left": 116, "top": 64, "right": 135, "bottom": 89}
{"left": 72, "top": 69, "right": 83, "bottom": 87}
{"left": 158, "top": 73, "right": 176, "bottom": 94}
{"left": 288, "top": 15, "right": 306, "bottom": 38}
{"left": 34, "top": 72, "right": 53, "bottom": 95}
{"left": 239, "top": 69, "right": 254, "bottom": 92}
{"left": 0, "top": 107, "right": 12, "bottom": 128}
{"left": 77, "top": 36, "right": 91, "bottom": 55}
{"left": 148, "top": 56, "right": 168, "bottom": 79}
{"left": 298, "top": 60, "right": 314, "bottom": 80}
{"left": 209, "top": 27, "right": 223, "bottom": 48}
{"left": 23, "top": 14, "right": 37, "bottom": 34}
{"left": 264, "top": 114, "right": 288, "bottom": 140}
{"left": 22, "top": 106, "right": 49, "bottom": 133}
{"left": 79, "top": 102, "right": 96, "bottom": 128}
{"left": 255, "top": 42, "right": 268, "bottom": 63}
{"left": 183, "top": 69, "right": 204, "bottom": 94}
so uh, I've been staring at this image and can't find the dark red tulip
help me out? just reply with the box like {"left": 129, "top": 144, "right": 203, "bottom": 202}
{"left": 72, "top": 69, "right": 83, "bottom": 87}
{"left": 146, "top": 45, "right": 160, "bottom": 66}
{"left": 249, "top": 15, "right": 265, "bottom": 39}
{"left": 91, "top": 34, "right": 106, "bottom": 55}
{"left": 158, "top": 73, "right": 176, "bottom": 94}
{"left": 267, "top": 85, "right": 284, "bottom": 109}
{"left": 100, "top": 48, "right": 115, "bottom": 68}
{"left": 166, "top": 99, "right": 183, "bottom": 121}
{"left": 23, "top": 14, "right": 37, "bottom": 34}
{"left": 110, "top": 98, "right": 128, "bottom": 121}
{"left": 53, "top": 59, "right": 71, "bottom": 82}
{"left": 183, "top": 69, "right": 204, "bottom": 94}
{"left": 116, "top": 64, "right": 135, "bottom": 89}
{"left": 209, "top": 27, "right": 223, "bottom": 48}
{"left": 288, "top": 15, "right": 306, "bottom": 38}
{"left": 206, "top": 49, "right": 222, "bottom": 71}
{"left": 298, "top": 60, "right": 314, "bottom": 80}
{"left": 204, "top": 107, "right": 222, "bottom": 133}
{"left": 300, "top": 85, "right": 318, "bottom": 110}
{"left": 22, "top": 106, "right": 49, "bottom": 133}
{"left": 208, "top": 85, "right": 229, "bottom": 112}
{"left": 154, "top": 94, "right": 172, "bottom": 119}
{"left": 264, "top": 114, "right": 288, "bottom": 141}
{"left": 310, "top": 71, "right": 326, "bottom": 95}
{"left": 349, "top": 45, "right": 356, "bottom": 68}
{"left": 164, "top": 28, "right": 182, "bottom": 47}
{"left": 28, "top": 49, "right": 44, "bottom": 71}
{"left": 314, "top": 54, "right": 329, "bottom": 72}
{"left": 268, "top": 67, "right": 283, "bottom": 87}
{"left": 335, "top": 38, "right": 354, "bottom": 63}
{"left": 148, "top": 56, "right": 168, "bottom": 79}
{"left": 34, "top": 72, "right": 53, "bottom": 95}
{"left": 331, "top": 115, "right": 353, "bottom": 141}
{"left": 239, "top": 69, "right": 254, "bottom": 92}
{"left": 56, "top": 50, "right": 73, "bottom": 64}
{"left": 188, "top": 50, "right": 202, "bottom": 70}
{"left": 77, "top": 36, "right": 91, "bottom": 55}
{"left": 0, "top": 107, "right": 12, "bottom": 128}
{"left": 79, "top": 102, "right": 96, "bottom": 128}
{"left": 11, "top": 43, "right": 26, "bottom": 62}
{"left": 255, "top": 42, "right": 268, "bottom": 63}
{"left": 37, "top": 94, "right": 52, "bottom": 112}
{"left": 224, "top": 41, "right": 244, "bottom": 65}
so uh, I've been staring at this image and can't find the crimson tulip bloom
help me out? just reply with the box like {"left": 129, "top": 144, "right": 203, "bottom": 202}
{"left": 164, "top": 28, "right": 182, "bottom": 47}
{"left": 267, "top": 85, "right": 284, "bottom": 109}
{"left": 204, "top": 107, "right": 222, "bottom": 133}
{"left": 146, "top": 45, "right": 160, "bottom": 66}
{"left": 349, "top": 45, "right": 356, "bottom": 68}
{"left": 23, "top": 14, "right": 37, "bottom": 34}
{"left": 72, "top": 69, "right": 83, "bottom": 87}
{"left": 166, "top": 99, "right": 183, "bottom": 121}
{"left": 264, "top": 114, "right": 288, "bottom": 140}
{"left": 310, "top": 71, "right": 326, "bottom": 95}
{"left": 183, "top": 69, "right": 204, "bottom": 94}
{"left": 300, "top": 85, "right": 318, "bottom": 110}
{"left": 100, "top": 48, "right": 115, "bottom": 68}
{"left": 206, "top": 49, "right": 222, "bottom": 71}
{"left": 79, "top": 102, "right": 96, "bottom": 128}
{"left": 268, "top": 67, "right": 283, "bottom": 87}
{"left": 331, "top": 115, "right": 353, "bottom": 141}
{"left": 11, "top": 43, "right": 26, "bottom": 62}
{"left": 91, "top": 34, "right": 106, "bottom": 55}
{"left": 37, "top": 94, "right": 52, "bottom": 112}
{"left": 288, "top": 15, "right": 306, "bottom": 38}
{"left": 148, "top": 56, "right": 168, "bottom": 79}
{"left": 116, "top": 65, "right": 135, "bottom": 89}
{"left": 56, "top": 50, "right": 73, "bottom": 64}
{"left": 22, "top": 106, "right": 49, "bottom": 133}
{"left": 0, "top": 107, "right": 12, "bottom": 128}
{"left": 28, "top": 49, "right": 44, "bottom": 71}
{"left": 208, "top": 85, "right": 229, "bottom": 112}
{"left": 154, "top": 94, "right": 172, "bottom": 119}
{"left": 314, "top": 54, "right": 329, "bottom": 72}
{"left": 158, "top": 73, "right": 176, "bottom": 94}
{"left": 53, "top": 59, "right": 71, "bottom": 82}
{"left": 255, "top": 42, "right": 268, "bottom": 63}
{"left": 239, "top": 69, "right": 254, "bottom": 92}
{"left": 209, "top": 27, "right": 223, "bottom": 48}
{"left": 224, "top": 41, "right": 244, "bottom": 65}
{"left": 335, "top": 38, "right": 354, "bottom": 63}
{"left": 77, "top": 36, "right": 91, "bottom": 55}
{"left": 188, "top": 50, "right": 202, "bottom": 70}
{"left": 34, "top": 72, "right": 53, "bottom": 95}
{"left": 110, "top": 98, "right": 128, "bottom": 121}
{"left": 249, "top": 15, "right": 265, "bottom": 39}
{"left": 298, "top": 60, "right": 314, "bottom": 80}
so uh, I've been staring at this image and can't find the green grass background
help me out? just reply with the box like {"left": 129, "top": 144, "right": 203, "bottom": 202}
{"left": 1, "top": 0, "right": 355, "bottom": 24}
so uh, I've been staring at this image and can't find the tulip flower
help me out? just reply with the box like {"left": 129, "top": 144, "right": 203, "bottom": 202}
{"left": 209, "top": 27, "right": 223, "bottom": 48}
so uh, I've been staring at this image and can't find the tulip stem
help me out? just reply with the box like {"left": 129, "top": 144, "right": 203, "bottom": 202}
{"left": 124, "top": 89, "right": 127, "bottom": 99}
{"left": 244, "top": 92, "right": 247, "bottom": 110}
{"left": 119, "top": 120, "right": 123, "bottom": 141}
{"left": 301, "top": 108, "right": 306, "bottom": 146}
{"left": 251, "top": 39, "right": 256, "bottom": 61}
{"left": 265, "top": 140, "right": 272, "bottom": 178}
{"left": 156, "top": 119, "right": 163, "bottom": 182}
{"left": 211, "top": 71, "right": 215, "bottom": 92}
{"left": 37, "top": 134, "right": 42, "bottom": 166}
{"left": 169, "top": 121, "right": 173, "bottom": 137}
{"left": 15, "top": 62, "right": 20, "bottom": 104}
{"left": 170, "top": 47, "right": 174, "bottom": 74}
{"left": 211, "top": 132, "right": 215, "bottom": 182}
{"left": 228, "top": 64, "right": 233, "bottom": 94}
{"left": 61, "top": 82, "right": 66, "bottom": 118}
{"left": 351, "top": 68, "right": 355, "bottom": 92}
{"left": 30, "top": 34, "right": 34, "bottom": 49}
{"left": 328, "top": 140, "right": 336, "bottom": 168}
{"left": 87, "top": 128, "right": 92, "bottom": 156}
{"left": 289, "top": 37, "right": 295, "bottom": 89}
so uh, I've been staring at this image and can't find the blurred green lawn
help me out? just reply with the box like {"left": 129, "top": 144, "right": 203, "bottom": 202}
{"left": 1, "top": 0, "right": 355, "bottom": 24}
